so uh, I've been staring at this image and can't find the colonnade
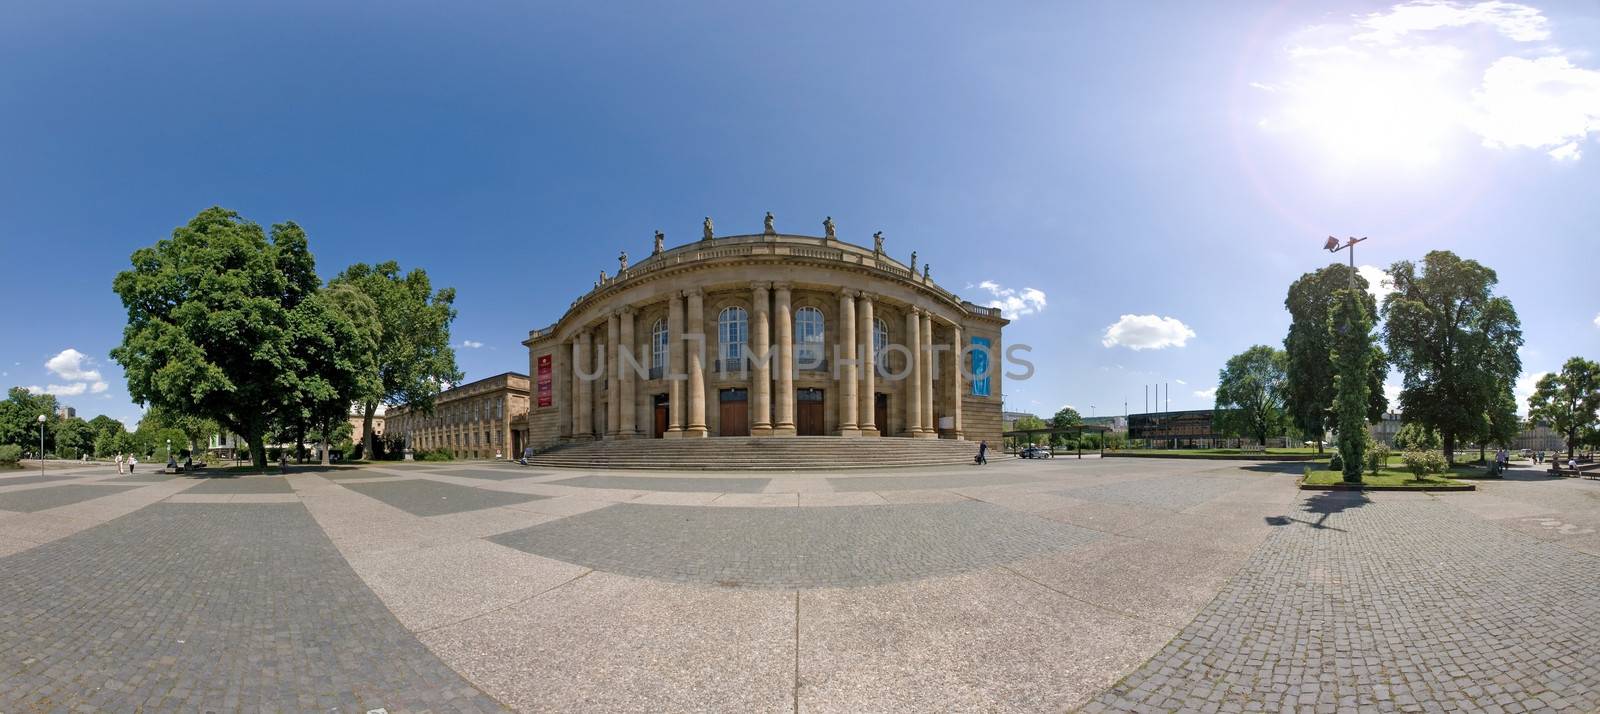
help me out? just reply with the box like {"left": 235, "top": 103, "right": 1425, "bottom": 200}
{"left": 561, "top": 284, "right": 966, "bottom": 440}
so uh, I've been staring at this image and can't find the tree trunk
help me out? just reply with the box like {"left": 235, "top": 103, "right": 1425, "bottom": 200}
{"left": 1479, "top": 442, "right": 1486, "bottom": 464}
{"left": 362, "top": 402, "right": 377, "bottom": 460}
{"left": 246, "top": 433, "right": 267, "bottom": 468}
{"left": 1442, "top": 432, "right": 1456, "bottom": 466}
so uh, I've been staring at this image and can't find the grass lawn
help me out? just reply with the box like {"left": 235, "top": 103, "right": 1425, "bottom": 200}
{"left": 1302, "top": 468, "right": 1472, "bottom": 488}
{"left": 1114, "top": 447, "right": 1325, "bottom": 455}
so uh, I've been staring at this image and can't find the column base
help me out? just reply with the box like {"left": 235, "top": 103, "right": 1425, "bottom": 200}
{"left": 859, "top": 426, "right": 880, "bottom": 436}
{"left": 663, "top": 428, "right": 684, "bottom": 439}
{"left": 913, "top": 430, "right": 938, "bottom": 439}
{"left": 773, "top": 424, "right": 797, "bottom": 436}
{"left": 751, "top": 424, "right": 774, "bottom": 436}
{"left": 837, "top": 427, "right": 861, "bottom": 437}
{"left": 684, "top": 426, "right": 709, "bottom": 438}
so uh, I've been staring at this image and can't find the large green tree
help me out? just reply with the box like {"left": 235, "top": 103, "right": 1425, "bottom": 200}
{"left": 111, "top": 207, "right": 319, "bottom": 467}
{"left": 143, "top": 405, "right": 219, "bottom": 458}
{"left": 0, "top": 388, "right": 60, "bottom": 453}
{"left": 1383, "top": 251, "right": 1522, "bottom": 465}
{"left": 54, "top": 417, "right": 95, "bottom": 459}
{"left": 1283, "top": 264, "right": 1389, "bottom": 452}
{"left": 331, "top": 261, "right": 461, "bottom": 457}
{"left": 1528, "top": 357, "right": 1600, "bottom": 460}
{"left": 284, "top": 288, "right": 381, "bottom": 465}
{"left": 1213, "top": 345, "right": 1290, "bottom": 445}
{"left": 1330, "top": 290, "right": 1374, "bottom": 483}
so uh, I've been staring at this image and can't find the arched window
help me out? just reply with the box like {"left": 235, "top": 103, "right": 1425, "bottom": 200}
{"left": 651, "top": 319, "right": 668, "bottom": 378}
{"left": 718, "top": 307, "right": 748, "bottom": 369}
{"left": 795, "top": 306, "right": 824, "bottom": 367}
{"left": 872, "top": 318, "right": 889, "bottom": 357}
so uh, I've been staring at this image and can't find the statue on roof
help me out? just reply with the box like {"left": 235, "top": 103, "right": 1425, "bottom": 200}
{"left": 653, "top": 230, "right": 664, "bottom": 255}
{"left": 873, "top": 231, "right": 884, "bottom": 254}
{"left": 702, "top": 216, "right": 714, "bottom": 241}
{"left": 618, "top": 250, "right": 628, "bottom": 272}
{"left": 910, "top": 250, "right": 917, "bottom": 271}
{"left": 763, "top": 211, "right": 776, "bottom": 235}
{"left": 923, "top": 263, "right": 930, "bottom": 279}
{"left": 599, "top": 270, "right": 607, "bottom": 283}
{"left": 823, "top": 216, "right": 835, "bottom": 240}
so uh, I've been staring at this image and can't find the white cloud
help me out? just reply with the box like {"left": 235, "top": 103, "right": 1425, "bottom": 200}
{"left": 45, "top": 348, "right": 101, "bottom": 382}
{"left": 27, "top": 383, "right": 88, "bottom": 397}
{"left": 1175, "top": 378, "right": 1188, "bottom": 385}
{"left": 1194, "top": 387, "right": 1217, "bottom": 400}
{"left": 1593, "top": 312, "right": 1600, "bottom": 328}
{"left": 1353, "top": 1, "right": 1550, "bottom": 45}
{"left": 461, "top": 340, "right": 484, "bottom": 349}
{"left": 90, "top": 381, "right": 108, "bottom": 394}
{"left": 1384, "top": 382, "right": 1404, "bottom": 410}
{"left": 1258, "top": 1, "right": 1600, "bottom": 163}
{"left": 1357, "top": 265, "right": 1398, "bottom": 306}
{"left": 1101, "top": 314, "right": 1196, "bottom": 350}
{"left": 1515, "top": 370, "right": 1549, "bottom": 414}
{"left": 975, "top": 280, "right": 1047, "bottom": 320}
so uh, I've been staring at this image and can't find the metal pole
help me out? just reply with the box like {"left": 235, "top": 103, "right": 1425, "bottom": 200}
{"left": 39, "top": 419, "right": 45, "bottom": 478}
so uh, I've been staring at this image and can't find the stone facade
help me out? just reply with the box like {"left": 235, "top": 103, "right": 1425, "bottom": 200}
{"left": 518, "top": 229, "right": 1008, "bottom": 452}
{"left": 386, "top": 372, "right": 531, "bottom": 459}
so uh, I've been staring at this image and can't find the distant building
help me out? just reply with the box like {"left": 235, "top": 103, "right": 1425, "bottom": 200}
{"left": 56, "top": 406, "right": 76, "bottom": 420}
{"left": 348, "top": 404, "right": 385, "bottom": 446}
{"left": 1001, "top": 410, "right": 1038, "bottom": 431}
{"left": 1080, "top": 415, "right": 1127, "bottom": 433}
{"left": 1368, "top": 412, "right": 1402, "bottom": 446}
{"left": 1128, "top": 410, "right": 1218, "bottom": 446}
{"left": 386, "top": 372, "right": 531, "bottom": 459}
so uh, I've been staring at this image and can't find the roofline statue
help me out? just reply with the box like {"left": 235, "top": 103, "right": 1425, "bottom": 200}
{"left": 702, "top": 216, "right": 714, "bottom": 241}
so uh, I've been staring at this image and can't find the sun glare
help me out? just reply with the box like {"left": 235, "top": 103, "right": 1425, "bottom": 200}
{"left": 1273, "top": 47, "right": 1465, "bottom": 169}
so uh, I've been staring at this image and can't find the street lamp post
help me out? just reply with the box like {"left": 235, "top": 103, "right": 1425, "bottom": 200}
{"left": 1324, "top": 236, "right": 1369, "bottom": 289}
{"left": 36, "top": 414, "right": 46, "bottom": 477}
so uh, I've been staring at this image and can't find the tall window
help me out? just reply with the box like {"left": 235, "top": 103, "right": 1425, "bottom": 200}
{"left": 795, "top": 306, "right": 824, "bottom": 367}
{"left": 872, "top": 318, "right": 889, "bottom": 357}
{"left": 718, "top": 307, "right": 747, "bottom": 368}
{"left": 651, "top": 318, "right": 669, "bottom": 376}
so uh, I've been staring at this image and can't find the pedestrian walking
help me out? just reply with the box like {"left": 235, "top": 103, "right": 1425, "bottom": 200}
{"left": 128, "top": 455, "right": 137, "bottom": 473}
{"left": 976, "top": 440, "right": 989, "bottom": 465}
{"left": 115, "top": 453, "right": 125, "bottom": 475}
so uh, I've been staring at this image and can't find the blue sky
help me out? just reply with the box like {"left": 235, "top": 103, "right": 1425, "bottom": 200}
{"left": 2, "top": 0, "right": 1597, "bottom": 427}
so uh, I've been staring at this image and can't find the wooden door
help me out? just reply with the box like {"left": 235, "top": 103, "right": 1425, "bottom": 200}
{"left": 797, "top": 388, "right": 825, "bottom": 436}
{"left": 653, "top": 404, "right": 668, "bottom": 438}
{"left": 874, "top": 393, "right": 888, "bottom": 435}
{"left": 719, "top": 389, "right": 749, "bottom": 436}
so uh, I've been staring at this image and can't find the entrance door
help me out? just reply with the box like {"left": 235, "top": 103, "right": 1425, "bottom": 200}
{"left": 720, "top": 388, "right": 749, "bottom": 436}
{"left": 652, "top": 394, "right": 669, "bottom": 438}
{"left": 797, "top": 388, "right": 825, "bottom": 436}
{"left": 874, "top": 393, "right": 888, "bottom": 435}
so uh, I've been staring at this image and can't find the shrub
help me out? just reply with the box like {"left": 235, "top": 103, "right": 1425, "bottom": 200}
{"left": 1393, "top": 422, "right": 1442, "bottom": 451}
{"left": 1366, "top": 444, "right": 1390, "bottom": 475}
{"left": 1328, "top": 453, "right": 1344, "bottom": 472}
{"left": 0, "top": 444, "right": 21, "bottom": 465}
{"left": 418, "top": 448, "right": 455, "bottom": 462}
{"left": 1402, "top": 450, "right": 1447, "bottom": 480}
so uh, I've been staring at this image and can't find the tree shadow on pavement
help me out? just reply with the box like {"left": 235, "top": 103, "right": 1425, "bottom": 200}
{"left": 1240, "top": 462, "right": 1317, "bottom": 476}
{"left": 1264, "top": 491, "right": 1370, "bottom": 532}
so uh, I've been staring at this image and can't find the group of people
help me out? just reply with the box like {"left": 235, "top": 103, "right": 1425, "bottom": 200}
{"left": 113, "top": 453, "right": 139, "bottom": 474}
{"left": 1493, "top": 448, "right": 1511, "bottom": 470}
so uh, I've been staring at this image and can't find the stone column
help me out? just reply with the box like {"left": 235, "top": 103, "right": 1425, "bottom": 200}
{"left": 920, "top": 311, "right": 935, "bottom": 437}
{"left": 685, "top": 289, "right": 708, "bottom": 437}
{"left": 773, "top": 283, "right": 796, "bottom": 435}
{"left": 837, "top": 288, "right": 859, "bottom": 436}
{"left": 905, "top": 307, "right": 921, "bottom": 437}
{"left": 619, "top": 308, "right": 637, "bottom": 438}
{"left": 857, "top": 293, "right": 878, "bottom": 436}
{"left": 557, "top": 341, "right": 572, "bottom": 439}
{"left": 606, "top": 312, "right": 620, "bottom": 438}
{"left": 666, "top": 293, "right": 684, "bottom": 438}
{"left": 751, "top": 282, "right": 773, "bottom": 436}
{"left": 575, "top": 331, "right": 593, "bottom": 438}
{"left": 950, "top": 323, "right": 964, "bottom": 440}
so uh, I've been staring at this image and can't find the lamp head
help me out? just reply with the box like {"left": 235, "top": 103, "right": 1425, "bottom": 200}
{"left": 1323, "top": 236, "right": 1341, "bottom": 252}
{"left": 36, "top": 414, "right": 46, "bottom": 423}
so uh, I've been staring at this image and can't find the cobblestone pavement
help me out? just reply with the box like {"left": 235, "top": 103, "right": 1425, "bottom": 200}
{"left": 183, "top": 475, "right": 294, "bottom": 494}
{"left": 344, "top": 477, "right": 548, "bottom": 516}
{"left": 1060, "top": 473, "right": 1243, "bottom": 510}
{"left": 1085, "top": 491, "right": 1600, "bottom": 713}
{"left": 549, "top": 474, "right": 772, "bottom": 492}
{"left": 489, "top": 501, "right": 1103, "bottom": 588}
{"left": 0, "top": 502, "right": 503, "bottom": 712}
{"left": 0, "top": 473, "right": 80, "bottom": 488}
{"left": 828, "top": 470, "right": 1044, "bottom": 491}
{"left": 0, "top": 483, "right": 137, "bottom": 512}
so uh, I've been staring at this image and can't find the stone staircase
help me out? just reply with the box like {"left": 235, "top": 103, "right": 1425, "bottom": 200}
{"left": 527, "top": 436, "right": 1002, "bottom": 470}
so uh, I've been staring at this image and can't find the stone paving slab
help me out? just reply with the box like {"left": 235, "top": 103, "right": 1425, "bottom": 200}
{"left": 343, "top": 478, "right": 549, "bottom": 517}
{"left": 1085, "top": 494, "right": 1600, "bottom": 713}
{"left": 182, "top": 476, "right": 294, "bottom": 494}
{"left": 0, "top": 503, "right": 503, "bottom": 712}
{"left": 436, "top": 467, "right": 552, "bottom": 482}
{"left": 490, "top": 501, "right": 1103, "bottom": 588}
{"left": 0, "top": 474, "right": 80, "bottom": 488}
{"left": 1062, "top": 473, "right": 1240, "bottom": 511}
{"left": 829, "top": 471, "right": 1044, "bottom": 492}
{"left": 799, "top": 568, "right": 1174, "bottom": 712}
{"left": 0, "top": 484, "right": 138, "bottom": 513}
{"left": 101, "top": 472, "right": 180, "bottom": 483}
{"left": 346, "top": 539, "right": 590, "bottom": 632}
{"left": 548, "top": 474, "right": 771, "bottom": 492}
{"left": 420, "top": 571, "right": 793, "bottom": 713}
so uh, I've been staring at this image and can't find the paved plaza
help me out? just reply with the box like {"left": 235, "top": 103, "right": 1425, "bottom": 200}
{"left": 0, "top": 458, "right": 1598, "bottom": 712}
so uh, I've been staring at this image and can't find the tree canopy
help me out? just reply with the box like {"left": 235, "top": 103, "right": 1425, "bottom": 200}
{"left": 111, "top": 207, "right": 321, "bottom": 467}
{"left": 1283, "top": 263, "right": 1388, "bottom": 452}
{"left": 1213, "top": 345, "right": 1290, "bottom": 445}
{"left": 330, "top": 261, "right": 461, "bottom": 456}
{"left": 1528, "top": 356, "right": 1600, "bottom": 459}
{"left": 1383, "top": 251, "right": 1522, "bottom": 464}
{"left": 1330, "top": 289, "right": 1374, "bottom": 482}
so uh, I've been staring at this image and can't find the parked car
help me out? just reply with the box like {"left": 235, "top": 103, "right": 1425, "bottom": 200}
{"left": 1020, "top": 445, "right": 1053, "bottom": 459}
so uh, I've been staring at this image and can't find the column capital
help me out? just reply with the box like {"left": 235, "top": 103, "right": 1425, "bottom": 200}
{"left": 840, "top": 288, "right": 859, "bottom": 299}
{"left": 772, "top": 282, "right": 792, "bottom": 292}
{"left": 682, "top": 287, "right": 703, "bottom": 299}
{"left": 619, "top": 306, "right": 636, "bottom": 317}
{"left": 856, "top": 291, "right": 875, "bottom": 302}
{"left": 908, "top": 305, "right": 923, "bottom": 316}
{"left": 751, "top": 281, "right": 772, "bottom": 291}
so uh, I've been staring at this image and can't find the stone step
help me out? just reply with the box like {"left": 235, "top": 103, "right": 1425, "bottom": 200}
{"left": 526, "top": 436, "right": 997, "bottom": 470}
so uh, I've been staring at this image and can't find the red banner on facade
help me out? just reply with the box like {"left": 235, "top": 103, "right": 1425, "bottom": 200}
{"left": 537, "top": 354, "right": 553, "bottom": 407}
